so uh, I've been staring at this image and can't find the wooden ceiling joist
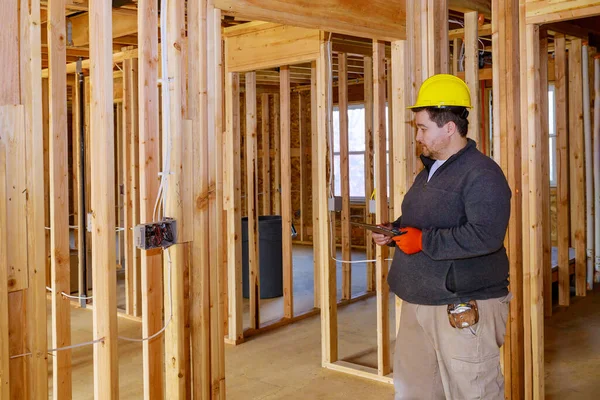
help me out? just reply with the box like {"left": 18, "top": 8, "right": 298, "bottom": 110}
{"left": 216, "top": 0, "right": 406, "bottom": 41}
{"left": 224, "top": 23, "right": 320, "bottom": 72}
{"left": 449, "top": 23, "right": 492, "bottom": 39}
{"left": 448, "top": 0, "right": 491, "bottom": 18}
{"left": 41, "top": 7, "right": 138, "bottom": 47}
{"left": 545, "top": 21, "right": 592, "bottom": 40}
{"left": 526, "top": 1, "right": 600, "bottom": 24}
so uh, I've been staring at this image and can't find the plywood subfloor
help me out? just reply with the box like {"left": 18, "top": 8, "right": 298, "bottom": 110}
{"left": 49, "top": 247, "right": 600, "bottom": 399}
{"left": 545, "top": 285, "right": 600, "bottom": 399}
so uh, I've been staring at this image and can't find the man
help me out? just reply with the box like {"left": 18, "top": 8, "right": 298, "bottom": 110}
{"left": 372, "top": 74, "right": 512, "bottom": 400}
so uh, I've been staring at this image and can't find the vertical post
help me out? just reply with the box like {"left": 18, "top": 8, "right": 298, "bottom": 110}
{"left": 137, "top": 0, "right": 164, "bottom": 397}
{"left": 208, "top": 6, "right": 225, "bottom": 396}
{"left": 594, "top": 57, "right": 600, "bottom": 284}
{"left": 273, "top": 94, "right": 281, "bottom": 215}
{"left": 387, "top": 59, "right": 394, "bottom": 219}
{"left": 225, "top": 71, "right": 243, "bottom": 343}
{"left": 582, "top": 43, "right": 594, "bottom": 291}
{"left": 0, "top": 118, "right": 8, "bottom": 397}
{"left": 491, "top": 1, "right": 501, "bottom": 166}
{"left": 89, "top": 0, "right": 119, "bottom": 397}
{"left": 48, "top": 0, "right": 72, "bottom": 397}
{"left": 189, "top": 0, "right": 211, "bottom": 397}
{"left": 524, "top": 23, "right": 544, "bottom": 400}
{"left": 539, "top": 32, "right": 552, "bottom": 317}
{"left": 261, "top": 94, "right": 271, "bottom": 215}
{"left": 391, "top": 39, "right": 412, "bottom": 335}
{"left": 246, "top": 72, "right": 260, "bottom": 329}
{"left": 464, "top": 11, "right": 480, "bottom": 146}
{"left": 364, "top": 56, "right": 376, "bottom": 292}
{"left": 280, "top": 66, "right": 294, "bottom": 318}
{"left": 123, "top": 56, "right": 135, "bottom": 316}
{"left": 43, "top": 77, "right": 51, "bottom": 289}
{"left": 22, "top": 2, "right": 49, "bottom": 394}
{"left": 298, "top": 93, "right": 305, "bottom": 242}
{"left": 129, "top": 58, "right": 142, "bottom": 317}
{"left": 492, "top": 0, "right": 524, "bottom": 397}
{"left": 338, "top": 53, "right": 351, "bottom": 300}
{"left": 318, "top": 34, "right": 337, "bottom": 365}
{"left": 115, "top": 104, "right": 124, "bottom": 271}
{"left": 73, "top": 68, "right": 87, "bottom": 308}
{"left": 164, "top": 0, "right": 187, "bottom": 397}
{"left": 427, "top": 0, "right": 449, "bottom": 75}
{"left": 555, "top": 34, "right": 570, "bottom": 307}
{"left": 452, "top": 38, "right": 462, "bottom": 75}
{"left": 5, "top": 1, "right": 28, "bottom": 391}
{"left": 300, "top": 92, "right": 310, "bottom": 243}
{"left": 568, "top": 38, "right": 586, "bottom": 297}
{"left": 374, "top": 41, "right": 390, "bottom": 376}
{"left": 310, "top": 61, "right": 321, "bottom": 309}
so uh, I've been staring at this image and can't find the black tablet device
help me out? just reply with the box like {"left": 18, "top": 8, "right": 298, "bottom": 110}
{"left": 350, "top": 222, "right": 405, "bottom": 237}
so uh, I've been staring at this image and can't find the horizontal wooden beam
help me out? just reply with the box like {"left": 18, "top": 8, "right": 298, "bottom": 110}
{"left": 41, "top": 8, "right": 138, "bottom": 46}
{"left": 41, "top": 44, "right": 90, "bottom": 58}
{"left": 545, "top": 22, "right": 591, "bottom": 40}
{"left": 448, "top": 0, "right": 491, "bottom": 18}
{"left": 456, "top": 67, "right": 492, "bottom": 80}
{"left": 225, "top": 23, "right": 320, "bottom": 72}
{"left": 41, "top": 0, "right": 89, "bottom": 11}
{"left": 527, "top": 2, "right": 600, "bottom": 24}
{"left": 216, "top": 0, "right": 406, "bottom": 41}
{"left": 113, "top": 34, "right": 139, "bottom": 45}
{"left": 41, "top": 48, "right": 138, "bottom": 77}
{"left": 332, "top": 34, "right": 391, "bottom": 58}
{"left": 449, "top": 23, "right": 492, "bottom": 39}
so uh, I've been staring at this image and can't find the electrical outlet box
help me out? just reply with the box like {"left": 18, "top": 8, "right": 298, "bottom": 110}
{"left": 87, "top": 213, "right": 93, "bottom": 233}
{"left": 328, "top": 196, "right": 342, "bottom": 212}
{"left": 134, "top": 218, "right": 177, "bottom": 250}
{"left": 369, "top": 199, "right": 377, "bottom": 214}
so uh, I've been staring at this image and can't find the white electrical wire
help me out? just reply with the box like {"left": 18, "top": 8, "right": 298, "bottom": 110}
{"left": 478, "top": 38, "right": 486, "bottom": 52}
{"left": 46, "top": 286, "right": 93, "bottom": 300}
{"left": 117, "top": 0, "right": 174, "bottom": 344}
{"left": 323, "top": 35, "right": 391, "bottom": 266}
{"left": 119, "top": 248, "right": 173, "bottom": 342}
{"left": 44, "top": 226, "right": 125, "bottom": 231}
{"left": 9, "top": 352, "right": 32, "bottom": 359}
{"left": 44, "top": 248, "right": 174, "bottom": 344}
{"left": 155, "top": 0, "right": 172, "bottom": 223}
{"left": 48, "top": 338, "right": 105, "bottom": 353}
{"left": 10, "top": 337, "right": 106, "bottom": 359}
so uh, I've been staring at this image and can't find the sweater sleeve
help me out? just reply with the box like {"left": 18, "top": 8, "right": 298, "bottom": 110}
{"left": 421, "top": 169, "right": 511, "bottom": 260}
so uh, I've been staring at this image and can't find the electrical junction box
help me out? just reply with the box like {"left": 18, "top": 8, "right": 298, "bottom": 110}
{"left": 328, "top": 196, "right": 342, "bottom": 212}
{"left": 369, "top": 199, "right": 377, "bottom": 214}
{"left": 134, "top": 218, "right": 177, "bottom": 250}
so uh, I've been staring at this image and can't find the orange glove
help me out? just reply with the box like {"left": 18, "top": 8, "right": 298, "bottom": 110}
{"left": 393, "top": 227, "right": 423, "bottom": 255}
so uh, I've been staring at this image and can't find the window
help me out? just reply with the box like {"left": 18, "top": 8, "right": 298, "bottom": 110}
{"left": 548, "top": 84, "right": 557, "bottom": 186}
{"left": 332, "top": 104, "right": 389, "bottom": 201}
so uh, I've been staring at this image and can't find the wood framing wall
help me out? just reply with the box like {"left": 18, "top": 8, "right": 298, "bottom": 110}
{"left": 1, "top": 0, "right": 48, "bottom": 398}
{"left": 2, "top": 0, "right": 600, "bottom": 399}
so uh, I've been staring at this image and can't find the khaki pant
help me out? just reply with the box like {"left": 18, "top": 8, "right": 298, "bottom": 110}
{"left": 393, "top": 294, "right": 511, "bottom": 400}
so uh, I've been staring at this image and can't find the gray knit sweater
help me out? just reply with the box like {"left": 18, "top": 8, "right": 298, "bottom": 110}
{"left": 388, "top": 139, "right": 511, "bottom": 305}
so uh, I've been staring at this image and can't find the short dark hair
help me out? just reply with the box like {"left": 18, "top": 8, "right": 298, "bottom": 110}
{"left": 411, "top": 106, "right": 469, "bottom": 137}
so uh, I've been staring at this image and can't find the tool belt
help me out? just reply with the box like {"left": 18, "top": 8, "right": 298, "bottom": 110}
{"left": 447, "top": 300, "right": 479, "bottom": 329}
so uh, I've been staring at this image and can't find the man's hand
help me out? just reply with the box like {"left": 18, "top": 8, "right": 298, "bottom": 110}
{"left": 372, "top": 223, "right": 393, "bottom": 246}
{"left": 393, "top": 227, "right": 423, "bottom": 254}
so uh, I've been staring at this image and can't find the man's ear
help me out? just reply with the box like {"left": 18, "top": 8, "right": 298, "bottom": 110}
{"left": 445, "top": 121, "right": 457, "bottom": 136}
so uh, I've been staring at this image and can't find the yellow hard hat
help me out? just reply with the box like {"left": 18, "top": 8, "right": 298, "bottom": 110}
{"left": 408, "top": 74, "right": 472, "bottom": 109}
